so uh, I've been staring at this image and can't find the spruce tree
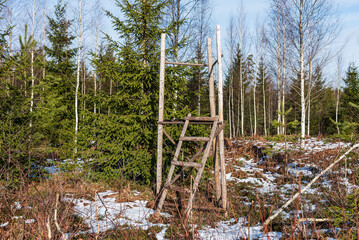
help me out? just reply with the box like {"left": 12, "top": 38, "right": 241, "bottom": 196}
{"left": 88, "top": 0, "right": 186, "bottom": 183}
{"left": 256, "top": 58, "right": 271, "bottom": 135}
{"left": 35, "top": 0, "right": 76, "bottom": 155}
{"left": 341, "top": 63, "right": 359, "bottom": 122}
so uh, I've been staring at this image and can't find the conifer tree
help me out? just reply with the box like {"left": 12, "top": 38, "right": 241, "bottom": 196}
{"left": 36, "top": 0, "right": 76, "bottom": 154}
{"left": 341, "top": 63, "right": 359, "bottom": 122}
{"left": 256, "top": 57, "right": 271, "bottom": 135}
{"left": 89, "top": 0, "right": 185, "bottom": 183}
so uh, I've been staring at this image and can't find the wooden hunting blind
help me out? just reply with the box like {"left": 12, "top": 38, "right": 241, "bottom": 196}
{"left": 155, "top": 25, "right": 227, "bottom": 219}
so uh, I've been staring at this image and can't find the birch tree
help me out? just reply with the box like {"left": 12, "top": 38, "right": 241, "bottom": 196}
{"left": 335, "top": 55, "right": 342, "bottom": 134}
{"left": 285, "top": 0, "right": 340, "bottom": 145}
{"left": 226, "top": 17, "right": 236, "bottom": 138}
{"left": 29, "top": 0, "right": 35, "bottom": 128}
{"left": 74, "top": 0, "right": 82, "bottom": 153}
{"left": 237, "top": 1, "right": 247, "bottom": 136}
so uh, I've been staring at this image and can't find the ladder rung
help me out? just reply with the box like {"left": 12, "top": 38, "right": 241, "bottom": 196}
{"left": 172, "top": 161, "right": 202, "bottom": 168}
{"left": 165, "top": 184, "right": 191, "bottom": 193}
{"left": 184, "top": 116, "right": 218, "bottom": 122}
{"left": 180, "top": 136, "right": 210, "bottom": 142}
{"left": 165, "top": 61, "right": 207, "bottom": 67}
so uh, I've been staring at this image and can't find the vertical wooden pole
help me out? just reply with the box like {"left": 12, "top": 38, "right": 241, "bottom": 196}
{"left": 157, "top": 33, "right": 166, "bottom": 194}
{"left": 207, "top": 38, "right": 221, "bottom": 200}
{"left": 216, "top": 25, "right": 227, "bottom": 210}
{"left": 207, "top": 38, "right": 215, "bottom": 116}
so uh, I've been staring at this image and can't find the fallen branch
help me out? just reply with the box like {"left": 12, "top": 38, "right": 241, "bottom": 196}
{"left": 264, "top": 143, "right": 359, "bottom": 226}
{"left": 298, "top": 218, "right": 330, "bottom": 223}
{"left": 46, "top": 215, "right": 51, "bottom": 240}
{"left": 54, "top": 193, "right": 66, "bottom": 239}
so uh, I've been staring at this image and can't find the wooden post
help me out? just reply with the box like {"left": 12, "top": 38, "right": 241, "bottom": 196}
{"left": 207, "top": 38, "right": 221, "bottom": 200}
{"left": 216, "top": 25, "right": 227, "bottom": 210}
{"left": 207, "top": 38, "right": 216, "bottom": 121}
{"left": 157, "top": 33, "right": 166, "bottom": 194}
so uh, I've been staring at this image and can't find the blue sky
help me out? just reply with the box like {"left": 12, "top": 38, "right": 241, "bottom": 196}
{"left": 40, "top": 0, "right": 358, "bottom": 80}
{"left": 212, "top": 0, "right": 359, "bottom": 80}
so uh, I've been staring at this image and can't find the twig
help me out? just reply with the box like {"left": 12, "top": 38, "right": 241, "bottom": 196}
{"left": 54, "top": 193, "right": 66, "bottom": 239}
{"left": 264, "top": 143, "right": 359, "bottom": 226}
{"left": 95, "top": 191, "right": 100, "bottom": 238}
{"left": 46, "top": 215, "right": 51, "bottom": 240}
{"left": 96, "top": 192, "right": 116, "bottom": 227}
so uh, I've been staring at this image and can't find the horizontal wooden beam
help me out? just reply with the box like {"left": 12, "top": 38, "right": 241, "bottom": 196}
{"left": 165, "top": 184, "right": 191, "bottom": 193}
{"left": 164, "top": 202, "right": 226, "bottom": 213}
{"left": 158, "top": 120, "right": 215, "bottom": 125}
{"left": 165, "top": 61, "right": 207, "bottom": 67}
{"left": 180, "top": 136, "right": 210, "bottom": 142}
{"left": 172, "top": 161, "right": 202, "bottom": 168}
{"left": 184, "top": 116, "right": 218, "bottom": 122}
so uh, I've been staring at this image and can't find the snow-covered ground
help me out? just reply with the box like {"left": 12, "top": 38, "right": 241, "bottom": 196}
{"left": 64, "top": 189, "right": 283, "bottom": 239}
{"left": 3, "top": 137, "right": 354, "bottom": 239}
{"left": 64, "top": 190, "right": 168, "bottom": 238}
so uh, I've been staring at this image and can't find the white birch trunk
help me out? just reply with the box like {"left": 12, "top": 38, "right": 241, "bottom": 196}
{"left": 276, "top": 11, "right": 282, "bottom": 135}
{"left": 253, "top": 27, "right": 259, "bottom": 136}
{"left": 94, "top": 0, "right": 99, "bottom": 114}
{"left": 74, "top": 0, "right": 82, "bottom": 153}
{"left": 42, "top": 4, "right": 46, "bottom": 88}
{"left": 307, "top": 60, "right": 312, "bottom": 136}
{"left": 30, "top": 0, "right": 36, "bottom": 128}
{"left": 281, "top": 1, "right": 286, "bottom": 135}
{"left": 263, "top": 62, "right": 267, "bottom": 137}
{"left": 299, "top": 0, "right": 306, "bottom": 148}
{"left": 8, "top": 0, "right": 13, "bottom": 90}
{"left": 335, "top": 56, "right": 341, "bottom": 134}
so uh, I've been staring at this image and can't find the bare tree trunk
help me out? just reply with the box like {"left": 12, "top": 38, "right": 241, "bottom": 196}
{"left": 335, "top": 56, "right": 341, "bottom": 134}
{"left": 228, "top": 20, "right": 235, "bottom": 139}
{"left": 276, "top": 10, "right": 282, "bottom": 135}
{"left": 82, "top": 61, "right": 86, "bottom": 114}
{"left": 307, "top": 57, "right": 312, "bottom": 136}
{"left": 74, "top": 0, "right": 82, "bottom": 153}
{"left": 94, "top": 0, "right": 99, "bottom": 114}
{"left": 253, "top": 25, "right": 259, "bottom": 136}
{"left": 9, "top": 0, "right": 13, "bottom": 89}
{"left": 42, "top": 4, "right": 46, "bottom": 91}
{"left": 299, "top": 0, "right": 306, "bottom": 148}
{"left": 281, "top": 1, "right": 286, "bottom": 135}
{"left": 231, "top": 84, "right": 235, "bottom": 137}
{"left": 30, "top": 0, "right": 36, "bottom": 128}
{"left": 263, "top": 62, "right": 267, "bottom": 137}
{"left": 240, "top": 62, "right": 244, "bottom": 136}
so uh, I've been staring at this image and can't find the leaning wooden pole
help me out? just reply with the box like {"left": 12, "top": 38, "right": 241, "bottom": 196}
{"left": 157, "top": 33, "right": 166, "bottom": 194}
{"left": 216, "top": 25, "right": 227, "bottom": 210}
{"left": 207, "top": 38, "right": 221, "bottom": 200}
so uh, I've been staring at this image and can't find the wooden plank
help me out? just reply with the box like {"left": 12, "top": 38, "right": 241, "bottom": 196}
{"left": 156, "top": 33, "right": 166, "bottom": 195}
{"left": 165, "top": 61, "right": 207, "bottom": 67}
{"left": 172, "top": 161, "right": 202, "bottom": 168}
{"left": 184, "top": 116, "right": 218, "bottom": 121}
{"left": 214, "top": 123, "right": 225, "bottom": 138}
{"left": 179, "top": 136, "right": 210, "bottom": 142}
{"left": 164, "top": 202, "right": 226, "bottom": 213}
{"left": 216, "top": 25, "right": 228, "bottom": 212}
{"left": 162, "top": 128, "right": 176, "bottom": 145}
{"left": 169, "top": 144, "right": 207, "bottom": 185}
{"left": 165, "top": 184, "right": 191, "bottom": 193}
{"left": 159, "top": 120, "right": 214, "bottom": 125}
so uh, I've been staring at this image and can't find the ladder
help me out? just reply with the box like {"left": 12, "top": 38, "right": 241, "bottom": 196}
{"left": 155, "top": 113, "right": 224, "bottom": 218}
